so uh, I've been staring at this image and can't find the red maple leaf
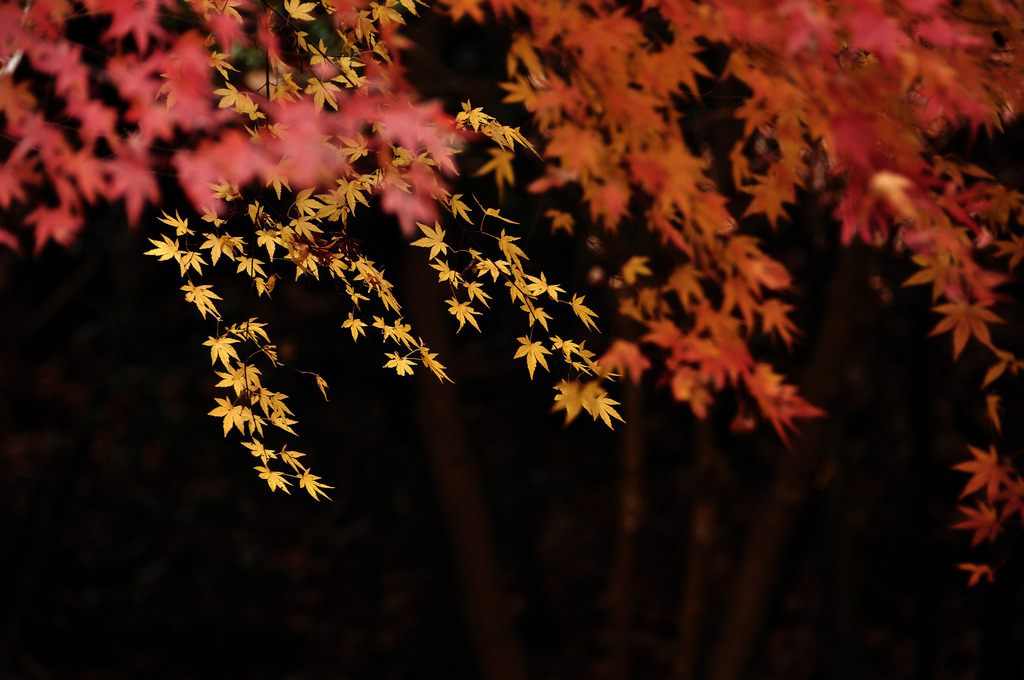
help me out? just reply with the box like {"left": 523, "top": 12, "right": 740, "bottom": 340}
{"left": 105, "top": 140, "right": 160, "bottom": 225}
{"left": 26, "top": 204, "right": 83, "bottom": 253}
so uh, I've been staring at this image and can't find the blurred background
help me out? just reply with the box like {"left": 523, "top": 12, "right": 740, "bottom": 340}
{"left": 3, "top": 9, "right": 1024, "bottom": 680}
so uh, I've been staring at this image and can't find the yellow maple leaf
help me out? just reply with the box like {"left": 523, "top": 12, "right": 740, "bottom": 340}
{"left": 475, "top": 148, "right": 516, "bottom": 199}
{"left": 419, "top": 344, "right": 452, "bottom": 382}
{"left": 144, "top": 235, "right": 180, "bottom": 262}
{"left": 255, "top": 465, "right": 292, "bottom": 494}
{"left": 298, "top": 469, "right": 333, "bottom": 501}
{"left": 203, "top": 335, "right": 239, "bottom": 369}
{"left": 342, "top": 311, "right": 367, "bottom": 340}
{"left": 552, "top": 379, "right": 584, "bottom": 425}
{"left": 620, "top": 256, "right": 652, "bottom": 285}
{"left": 464, "top": 281, "right": 491, "bottom": 307}
{"left": 315, "top": 374, "right": 329, "bottom": 401}
{"left": 514, "top": 336, "right": 551, "bottom": 379}
{"left": 526, "top": 272, "right": 564, "bottom": 300}
{"left": 580, "top": 382, "right": 624, "bottom": 429}
{"left": 521, "top": 303, "right": 552, "bottom": 331}
{"left": 497, "top": 229, "right": 527, "bottom": 265}
{"left": 280, "top": 445, "right": 306, "bottom": 471}
{"left": 158, "top": 210, "right": 192, "bottom": 236}
{"left": 385, "top": 352, "right": 416, "bottom": 376}
{"left": 209, "top": 396, "right": 247, "bottom": 436}
{"left": 570, "top": 294, "right": 599, "bottom": 332}
{"left": 411, "top": 221, "right": 449, "bottom": 260}
{"left": 181, "top": 281, "right": 221, "bottom": 319}
{"left": 449, "top": 194, "right": 472, "bottom": 222}
{"left": 448, "top": 298, "right": 482, "bottom": 332}
{"left": 284, "top": 0, "right": 317, "bottom": 21}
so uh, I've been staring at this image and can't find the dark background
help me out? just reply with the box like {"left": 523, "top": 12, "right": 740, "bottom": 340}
{"left": 3, "top": 8, "right": 1024, "bottom": 680}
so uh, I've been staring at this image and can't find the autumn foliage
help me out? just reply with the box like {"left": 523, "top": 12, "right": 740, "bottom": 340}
{"left": 3, "top": 0, "right": 1024, "bottom": 582}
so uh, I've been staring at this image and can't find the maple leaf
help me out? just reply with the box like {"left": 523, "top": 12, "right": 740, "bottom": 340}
{"left": 158, "top": 210, "right": 192, "bottom": 236}
{"left": 664, "top": 264, "right": 704, "bottom": 310}
{"left": 545, "top": 209, "right": 575, "bottom": 235}
{"left": 952, "top": 502, "right": 1001, "bottom": 547}
{"left": 104, "top": 0, "right": 164, "bottom": 52}
{"left": 201, "top": 233, "right": 244, "bottom": 266}
{"left": 902, "top": 252, "right": 959, "bottom": 302}
{"left": 209, "top": 396, "right": 247, "bottom": 436}
{"left": 298, "top": 469, "right": 333, "bottom": 501}
{"left": 315, "top": 375, "right": 329, "bottom": 401}
{"left": 243, "top": 440, "right": 277, "bottom": 464}
{"left": 233, "top": 318, "right": 271, "bottom": 345}
{"left": 419, "top": 344, "right": 452, "bottom": 382}
{"left": 144, "top": 235, "right": 181, "bottom": 263}
{"left": 269, "top": 410, "right": 299, "bottom": 436}
{"left": 181, "top": 281, "right": 221, "bottom": 319}
{"left": 432, "top": 260, "right": 461, "bottom": 285}
{"left": 956, "top": 563, "right": 994, "bottom": 587}
{"left": 475, "top": 148, "right": 516, "bottom": 199}
{"left": 985, "top": 394, "right": 1001, "bottom": 435}
{"left": 620, "top": 256, "right": 653, "bottom": 285}
{"left": 255, "top": 465, "right": 292, "bottom": 494}
{"left": 464, "top": 281, "right": 491, "bottom": 307}
{"left": 599, "top": 340, "right": 650, "bottom": 383}
{"left": 570, "top": 294, "right": 599, "bottom": 332}
{"left": 514, "top": 336, "right": 551, "bottom": 379}
{"left": 929, "top": 302, "right": 1002, "bottom": 359}
{"left": 178, "top": 251, "right": 207, "bottom": 277}
{"left": 742, "top": 167, "right": 796, "bottom": 228}
{"left": 497, "top": 229, "right": 527, "bottom": 266}
{"left": 760, "top": 298, "right": 800, "bottom": 350}
{"left": 385, "top": 352, "right": 416, "bottom": 376}
{"left": 580, "top": 381, "right": 625, "bottom": 429}
{"left": 203, "top": 335, "right": 240, "bottom": 369}
{"left": 443, "top": 0, "right": 486, "bottom": 22}
{"left": 552, "top": 379, "right": 584, "bottom": 425}
{"left": 342, "top": 312, "right": 367, "bottom": 340}
{"left": 411, "top": 221, "right": 449, "bottom": 259}
{"left": 448, "top": 299, "right": 482, "bottom": 332}
{"left": 475, "top": 258, "right": 508, "bottom": 282}
{"left": 521, "top": 303, "right": 552, "bottom": 331}
{"left": 526, "top": 273, "right": 564, "bottom": 300}
{"left": 448, "top": 193, "right": 473, "bottom": 222}
{"left": 743, "top": 363, "right": 824, "bottom": 443}
{"left": 284, "top": 0, "right": 317, "bottom": 21}
{"left": 953, "top": 444, "right": 1010, "bottom": 501}
{"left": 280, "top": 446, "right": 306, "bottom": 472}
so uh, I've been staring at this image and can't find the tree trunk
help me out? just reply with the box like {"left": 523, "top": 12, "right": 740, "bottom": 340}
{"left": 707, "top": 243, "right": 872, "bottom": 680}
{"left": 674, "top": 415, "right": 718, "bottom": 680}
{"left": 404, "top": 249, "right": 530, "bottom": 680}
{"left": 607, "top": 380, "right": 644, "bottom": 680}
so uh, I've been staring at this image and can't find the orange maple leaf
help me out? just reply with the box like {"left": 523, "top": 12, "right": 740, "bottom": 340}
{"left": 599, "top": 339, "right": 651, "bottom": 383}
{"left": 952, "top": 502, "right": 1001, "bottom": 547}
{"left": 953, "top": 444, "right": 1010, "bottom": 500}
{"left": 742, "top": 363, "right": 824, "bottom": 444}
{"left": 760, "top": 298, "right": 800, "bottom": 350}
{"left": 929, "top": 301, "right": 1002, "bottom": 359}
{"left": 956, "top": 562, "right": 995, "bottom": 587}
{"left": 741, "top": 166, "right": 796, "bottom": 228}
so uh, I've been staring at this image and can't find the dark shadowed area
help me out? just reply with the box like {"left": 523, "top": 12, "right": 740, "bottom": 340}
{"left": 3, "top": 9, "right": 1024, "bottom": 680}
